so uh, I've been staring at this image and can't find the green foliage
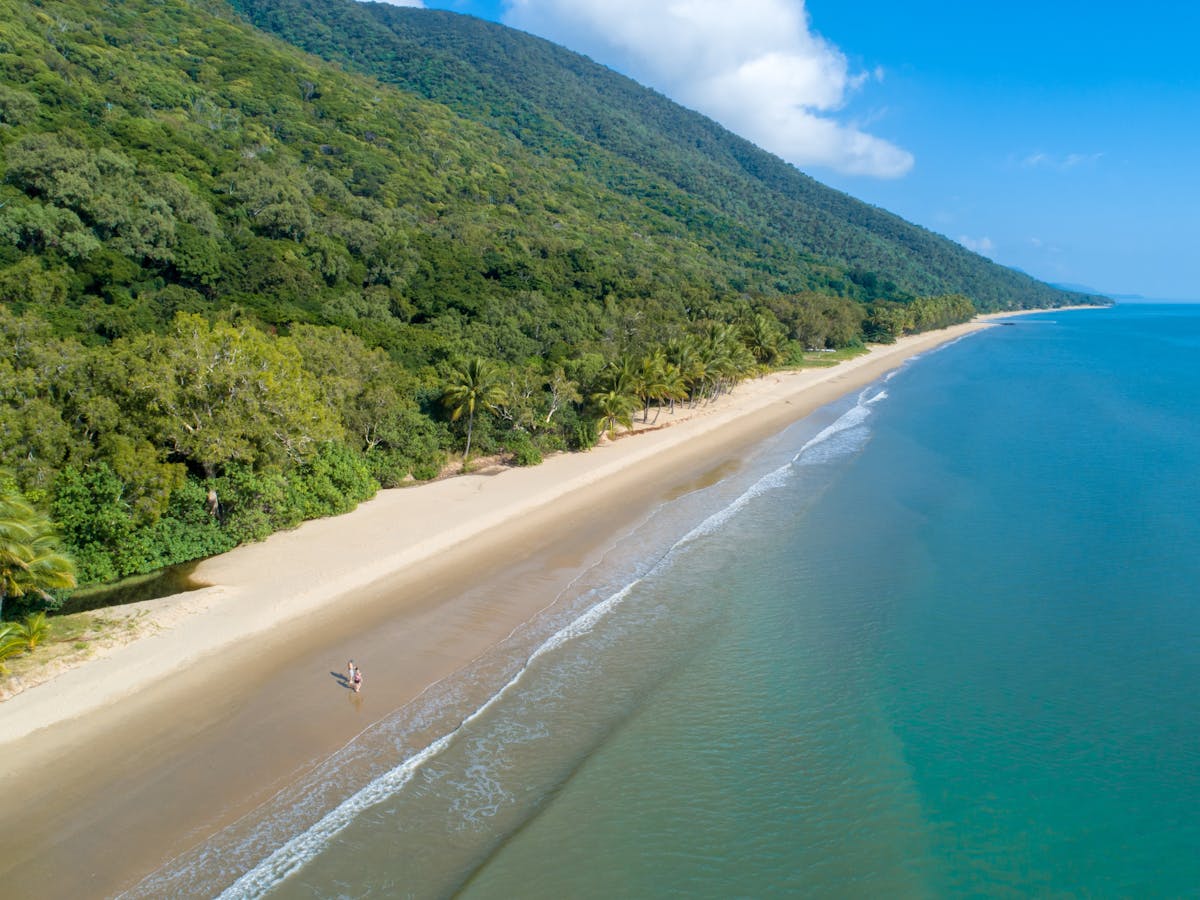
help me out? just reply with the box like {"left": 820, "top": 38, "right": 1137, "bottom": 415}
{"left": 443, "top": 357, "right": 506, "bottom": 465}
{"left": 505, "top": 430, "right": 543, "bottom": 467}
{"left": 289, "top": 442, "right": 378, "bottom": 519}
{"left": 144, "top": 480, "right": 238, "bottom": 562}
{"left": 361, "top": 405, "right": 448, "bottom": 486}
{"left": 0, "top": 477, "right": 76, "bottom": 619}
{"left": 51, "top": 465, "right": 141, "bottom": 586}
{"left": 120, "top": 314, "right": 342, "bottom": 476}
{"left": 231, "top": 0, "right": 1108, "bottom": 313}
{"left": 0, "top": 0, "right": 1109, "bottom": 608}
{"left": 571, "top": 420, "right": 598, "bottom": 452}
{"left": 12, "top": 610, "right": 49, "bottom": 651}
{"left": 0, "top": 622, "right": 25, "bottom": 673}
{"left": 591, "top": 389, "right": 639, "bottom": 440}
{"left": 0, "top": 84, "right": 39, "bottom": 126}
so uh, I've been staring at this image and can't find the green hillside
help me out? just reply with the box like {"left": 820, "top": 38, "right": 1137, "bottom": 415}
{"left": 230, "top": 0, "right": 1101, "bottom": 312}
{"left": 0, "top": 0, "right": 1102, "bottom": 603}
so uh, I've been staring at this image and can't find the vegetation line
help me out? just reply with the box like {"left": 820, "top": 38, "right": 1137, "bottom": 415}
{"left": 0, "top": 0, "right": 1106, "bottom": 632}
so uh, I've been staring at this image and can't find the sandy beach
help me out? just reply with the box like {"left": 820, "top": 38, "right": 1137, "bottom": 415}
{"left": 0, "top": 313, "right": 1062, "bottom": 897}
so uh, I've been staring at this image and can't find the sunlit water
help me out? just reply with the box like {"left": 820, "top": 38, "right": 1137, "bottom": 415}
{"left": 132, "top": 304, "right": 1200, "bottom": 898}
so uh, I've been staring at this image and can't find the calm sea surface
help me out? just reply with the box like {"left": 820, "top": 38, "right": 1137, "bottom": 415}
{"left": 135, "top": 304, "right": 1200, "bottom": 898}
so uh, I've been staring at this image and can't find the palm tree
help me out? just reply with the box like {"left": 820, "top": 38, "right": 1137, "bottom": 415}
{"left": 0, "top": 623, "right": 24, "bottom": 675}
{"left": 633, "top": 350, "right": 662, "bottom": 424}
{"left": 12, "top": 611, "right": 49, "bottom": 651}
{"left": 665, "top": 336, "right": 704, "bottom": 407}
{"left": 600, "top": 355, "right": 637, "bottom": 396}
{"left": 442, "top": 358, "right": 506, "bottom": 469}
{"left": 658, "top": 362, "right": 688, "bottom": 417}
{"left": 591, "top": 388, "right": 639, "bottom": 440}
{"left": 0, "top": 486, "right": 76, "bottom": 621}
{"left": 635, "top": 349, "right": 682, "bottom": 423}
{"left": 742, "top": 312, "right": 785, "bottom": 366}
{"left": 700, "top": 323, "right": 754, "bottom": 399}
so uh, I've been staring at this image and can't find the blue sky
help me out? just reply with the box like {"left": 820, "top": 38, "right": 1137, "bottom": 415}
{"left": 395, "top": 0, "right": 1199, "bottom": 299}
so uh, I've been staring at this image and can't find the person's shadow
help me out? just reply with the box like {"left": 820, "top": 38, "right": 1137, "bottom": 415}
{"left": 330, "top": 670, "right": 354, "bottom": 691}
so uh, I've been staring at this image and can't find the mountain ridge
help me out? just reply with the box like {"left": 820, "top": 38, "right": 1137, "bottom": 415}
{"left": 230, "top": 0, "right": 1106, "bottom": 311}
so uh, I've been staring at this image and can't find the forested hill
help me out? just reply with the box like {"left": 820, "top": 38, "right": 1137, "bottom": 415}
{"left": 0, "top": 0, "right": 1103, "bottom": 601}
{"left": 229, "top": 0, "right": 1099, "bottom": 312}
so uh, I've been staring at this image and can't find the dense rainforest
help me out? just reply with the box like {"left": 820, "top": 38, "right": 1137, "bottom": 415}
{"left": 0, "top": 0, "right": 1105, "bottom": 611}
{"left": 230, "top": 0, "right": 1096, "bottom": 312}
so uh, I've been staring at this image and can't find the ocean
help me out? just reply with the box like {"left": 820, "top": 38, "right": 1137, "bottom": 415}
{"left": 132, "top": 303, "right": 1200, "bottom": 898}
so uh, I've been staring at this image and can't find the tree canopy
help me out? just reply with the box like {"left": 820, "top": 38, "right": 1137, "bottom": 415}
{"left": 0, "top": 0, "right": 1108, "bottom": 606}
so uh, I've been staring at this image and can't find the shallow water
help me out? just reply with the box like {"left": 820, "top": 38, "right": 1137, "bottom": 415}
{"left": 57, "top": 561, "right": 205, "bottom": 615}
{"left": 133, "top": 304, "right": 1200, "bottom": 898}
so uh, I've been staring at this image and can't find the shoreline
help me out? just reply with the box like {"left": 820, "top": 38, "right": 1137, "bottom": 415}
{"left": 0, "top": 319, "right": 1007, "bottom": 742}
{"left": 0, "top": 308, "right": 1097, "bottom": 898}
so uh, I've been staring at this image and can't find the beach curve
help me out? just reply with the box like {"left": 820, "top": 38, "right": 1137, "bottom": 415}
{"left": 0, "top": 314, "right": 1071, "bottom": 898}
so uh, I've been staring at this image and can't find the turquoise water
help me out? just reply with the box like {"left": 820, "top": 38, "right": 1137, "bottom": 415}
{"left": 136, "top": 304, "right": 1200, "bottom": 898}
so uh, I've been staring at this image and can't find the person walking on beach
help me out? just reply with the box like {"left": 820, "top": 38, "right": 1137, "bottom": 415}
{"left": 347, "top": 659, "right": 355, "bottom": 686}
{"left": 352, "top": 665, "right": 363, "bottom": 693}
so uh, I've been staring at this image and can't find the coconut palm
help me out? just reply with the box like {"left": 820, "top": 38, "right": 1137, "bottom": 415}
{"left": 658, "top": 362, "right": 688, "bottom": 416}
{"left": 636, "top": 350, "right": 671, "bottom": 423}
{"left": 12, "top": 611, "right": 49, "bottom": 651}
{"left": 666, "top": 336, "right": 705, "bottom": 407}
{"left": 0, "top": 623, "right": 23, "bottom": 674}
{"left": 591, "top": 388, "right": 639, "bottom": 440}
{"left": 0, "top": 487, "right": 76, "bottom": 621}
{"left": 442, "top": 358, "right": 507, "bottom": 469}
{"left": 742, "top": 312, "right": 785, "bottom": 366}
{"left": 701, "top": 323, "right": 754, "bottom": 399}
{"left": 600, "top": 355, "right": 637, "bottom": 396}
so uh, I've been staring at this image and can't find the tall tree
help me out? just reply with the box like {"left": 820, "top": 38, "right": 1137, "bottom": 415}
{"left": 591, "top": 388, "right": 639, "bottom": 440}
{"left": 442, "top": 358, "right": 506, "bottom": 468}
{"left": 123, "top": 314, "right": 341, "bottom": 478}
{"left": 742, "top": 312, "right": 785, "bottom": 365}
{"left": 637, "top": 350, "right": 670, "bottom": 423}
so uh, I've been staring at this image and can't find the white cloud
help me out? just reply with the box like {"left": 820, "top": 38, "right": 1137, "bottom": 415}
{"left": 368, "top": 0, "right": 424, "bottom": 6}
{"left": 502, "top": 0, "right": 912, "bottom": 178}
{"left": 1022, "top": 151, "right": 1102, "bottom": 170}
{"left": 958, "top": 235, "right": 994, "bottom": 254}
{"left": 1029, "top": 236, "right": 1062, "bottom": 254}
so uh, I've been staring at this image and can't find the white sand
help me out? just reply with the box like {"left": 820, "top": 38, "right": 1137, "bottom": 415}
{"left": 0, "top": 321, "right": 1008, "bottom": 744}
{"left": 0, "top": 309, "right": 1113, "bottom": 899}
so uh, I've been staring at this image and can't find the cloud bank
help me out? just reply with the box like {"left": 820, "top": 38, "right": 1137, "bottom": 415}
{"left": 503, "top": 0, "right": 912, "bottom": 178}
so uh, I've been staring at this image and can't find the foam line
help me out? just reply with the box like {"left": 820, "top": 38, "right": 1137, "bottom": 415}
{"left": 168, "top": 381, "right": 896, "bottom": 897}
{"left": 214, "top": 578, "right": 642, "bottom": 898}
{"left": 791, "top": 386, "right": 887, "bottom": 463}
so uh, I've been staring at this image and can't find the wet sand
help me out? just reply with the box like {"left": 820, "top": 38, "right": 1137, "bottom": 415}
{"left": 0, "top": 319, "right": 1028, "bottom": 898}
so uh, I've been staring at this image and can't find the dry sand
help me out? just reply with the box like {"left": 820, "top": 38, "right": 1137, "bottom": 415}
{"left": 0, "top": 314, "right": 1065, "bottom": 898}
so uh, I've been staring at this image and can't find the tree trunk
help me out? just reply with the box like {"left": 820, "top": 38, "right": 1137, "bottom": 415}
{"left": 463, "top": 411, "right": 475, "bottom": 468}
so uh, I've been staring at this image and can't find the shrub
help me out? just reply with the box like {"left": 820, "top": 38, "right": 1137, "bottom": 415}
{"left": 410, "top": 459, "right": 442, "bottom": 481}
{"left": 52, "top": 464, "right": 139, "bottom": 584}
{"left": 505, "top": 431, "right": 542, "bottom": 467}
{"left": 14, "top": 611, "right": 49, "bottom": 651}
{"left": 290, "top": 442, "right": 377, "bottom": 518}
{"left": 570, "top": 421, "right": 598, "bottom": 451}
